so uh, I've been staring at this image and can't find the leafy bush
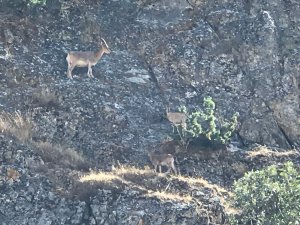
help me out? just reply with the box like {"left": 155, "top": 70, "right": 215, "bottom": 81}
{"left": 175, "top": 96, "right": 238, "bottom": 145}
{"left": 229, "top": 162, "right": 300, "bottom": 225}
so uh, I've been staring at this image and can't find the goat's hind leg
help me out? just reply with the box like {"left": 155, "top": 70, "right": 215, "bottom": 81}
{"left": 159, "top": 166, "right": 162, "bottom": 173}
{"left": 171, "top": 164, "right": 177, "bottom": 175}
{"left": 87, "top": 63, "right": 94, "bottom": 78}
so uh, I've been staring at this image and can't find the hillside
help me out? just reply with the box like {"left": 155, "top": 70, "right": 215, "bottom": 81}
{"left": 0, "top": 0, "right": 299, "bottom": 224}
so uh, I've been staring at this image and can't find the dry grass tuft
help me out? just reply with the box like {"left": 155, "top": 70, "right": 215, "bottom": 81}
{"left": 79, "top": 166, "right": 154, "bottom": 188}
{"left": 78, "top": 165, "right": 231, "bottom": 204}
{"left": 7, "top": 168, "right": 20, "bottom": 181}
{"left": 176, "top": 175, "right": 231, "bottom": 197}
{"left": 79, "top": 171, "right": 120, "bottom": 183}
{"left": 79, "top": 165, "right": 194, "bottom": 202}
{"left": 33, "top": 87, "right": 58, "bottom": 108}
{"left": 115, "top": 165, "right": 153, "bottom": 176}
{"left": 247, "top": 146, "right": 299, "bottom": 158}
{"left": 33, "top": 141, "right": 88, "bottom": 170}
{"left": 0, "top": 111, "right": 33, "bottom": 142}
{"left": 145, "top": 190, "right": 192, "bottom": 203}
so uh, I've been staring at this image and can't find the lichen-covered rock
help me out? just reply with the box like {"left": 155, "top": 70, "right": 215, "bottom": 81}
{"left": 0, "top": 0, "right": 299, "bottom": 224}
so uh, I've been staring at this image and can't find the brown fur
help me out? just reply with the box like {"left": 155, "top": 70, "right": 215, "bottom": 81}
{"left": 148, "top": 152, "right": 177, "bottom": 174}
{"left": 66, "top": 38, "right": 111, "bottom": 79}
{"left": 166, "top": 108, "right": 187, "bottom": 129}
{"left": 157, "top": 140, "right": 181, "bottom": 155}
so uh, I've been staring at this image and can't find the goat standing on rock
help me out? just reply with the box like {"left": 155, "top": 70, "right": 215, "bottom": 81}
{"left": 148, "top": 151, "right": 177, "bottom": 175}
{"left": 166, "top": 107, "right": 187, "bottom": 130}
{"left": 66, "top": 38, "right": 111, "bottom": 79}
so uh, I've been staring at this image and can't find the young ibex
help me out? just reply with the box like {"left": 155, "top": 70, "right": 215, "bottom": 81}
{"left": 166, "top": 107, "right": 187, "bottom": 129}
{"left": 148, "top": 151, "right": 177, "bottom": 174}
{"left": 66, "top": 38, "right": 111, "bottom": 79}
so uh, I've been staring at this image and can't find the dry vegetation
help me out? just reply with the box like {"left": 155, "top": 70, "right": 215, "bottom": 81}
{"left": 0, "top": 111, "right": 33, "bottom": 142}
{"left": 32, "top": 87, "right": 58, "bottom": 107}
{"left": 246, "top": 145, "right": 299, "bottom": 158}
{"left": 6, "top": 168, "right": 20, "bottom": 181}
{"left": 145, "top": 190, "right": 192, "bottom": 202}
{"left": 33, "top": 141, "right": 89, "bottom": 170}
{"left": 79, "top": 165, "right": 232, "bottom": 204}
{"left": 3, "top": 111, "right": 297, "bottom": 218}
{"left": 0, "top": 110, "right": 88, "bottom": 170}
{"left": 176, "top": 174, "right": 231, "bottom": 197}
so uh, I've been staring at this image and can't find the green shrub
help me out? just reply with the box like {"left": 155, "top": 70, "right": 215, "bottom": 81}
{"left": 175, "top": 96, "right": 238, "bottom": 145}
{"left": 229, "top": 162, "right": 300, "bottom": 225}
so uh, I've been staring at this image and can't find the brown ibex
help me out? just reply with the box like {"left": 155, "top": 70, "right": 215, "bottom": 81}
{"left": 148, "top": 151, "right": 177, "bottom": 174}
{"left": 66, "top": 38, "right": 111, "bottom": 79}
{"left": 166, "top": 107, "right": 187, "bottom": 129}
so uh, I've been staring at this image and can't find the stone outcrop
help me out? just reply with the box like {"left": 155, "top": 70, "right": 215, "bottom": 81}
{"left": 0, "top": 0, "right": 299, "bottom": 224}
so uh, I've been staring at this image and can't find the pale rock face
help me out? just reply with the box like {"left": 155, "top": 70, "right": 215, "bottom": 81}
{"left": 0, "top": 0, "right": 299, "bottom": 224}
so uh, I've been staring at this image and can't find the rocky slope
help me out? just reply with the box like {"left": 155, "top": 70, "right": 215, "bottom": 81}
{"left": 0, "top": 0, "right": 299, "bottom": 224}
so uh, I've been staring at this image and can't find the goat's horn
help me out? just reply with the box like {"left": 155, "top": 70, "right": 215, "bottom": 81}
{"left": 166, "top": 106, "right": 170, "bottom": 113}
{"left": 101, "top": 38, "right": 109, "bottom": 47}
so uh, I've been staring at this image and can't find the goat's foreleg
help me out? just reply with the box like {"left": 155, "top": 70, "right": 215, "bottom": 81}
{"left": 67, "top": 64, "right": 74, "bottom": 79}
